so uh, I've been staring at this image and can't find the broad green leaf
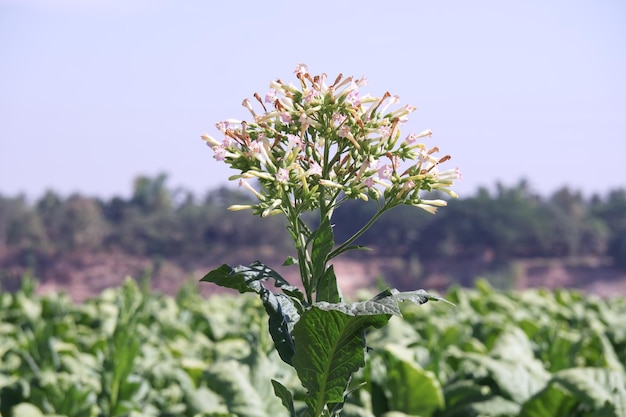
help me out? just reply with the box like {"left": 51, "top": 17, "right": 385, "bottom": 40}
{"left": 376, "top": 345, "right": 444, "bottom": 417}
{"left": 201, "top": 262, "right": 305, "bottom": 303}
{"left": 200, "top": 262, "right": 302, "bottom": 364}
{"left": 490, "top": 326, "right": 538, "bottom": 363}
{"left": 391, "top": 289, "right": 456, "bottom": 306}
{"left": 552, "top": 367, "right": 626, "bottom": 415}
{"left": 316, "top": 289, "right": 401, "bottom": 316}
{"left": 260, "top": 287, "right": 298, "bottom": 365}
{"left": 272, "top": 379, "right": 297, "bottom": 417}
{"left": 181, "top": 384, "right": 230, "bottom": 415}
{"left": 441, "top": 379, "right": 493, "bottom": 411}
{"left": 365, "top": 316, "right": 421, "bottom": 350}
{"left": 200, "top": 263, "right": 264, "bottom": 294}
{"left": 313, "top": 288, "right": 447, "bottom": 319}
{"left": 444, "top": 396, "right": 521, "bottom": 417}
{"left": 458, "top": 327, "right": 550, "bottom": 404}
{"left": 204, "top": 360, "right": 274, "bottom": 417}
{"left": 521, "top": 367, "right": 626, "bottom": 417}
{"left": 459, "top": 351, "right": 549, "bottom": 404}
{"left": 316, "top": 265, "right": 341, "bottom": 304}
{"left": 596, "top": 328, "right": 624, "bottom": 373}
{"left": 519, "top": 384, "right": 580, "bottom": 417}
{"left": 9, "top": 403, "right": 45, "bottom": 417}
{"left": 15, "top": 292, "right": 42, "bottom": 322}
{"left": 292, "top": 305, "right": 391, "bottom": 417}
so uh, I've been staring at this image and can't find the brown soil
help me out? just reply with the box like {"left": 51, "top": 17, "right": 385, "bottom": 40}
{"left": 1, "top": 248, "right": 625, "bottom": 302}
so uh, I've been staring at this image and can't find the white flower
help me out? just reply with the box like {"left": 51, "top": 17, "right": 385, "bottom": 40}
{"left": 201, "top": 133, "right": 221, "bottom": 147}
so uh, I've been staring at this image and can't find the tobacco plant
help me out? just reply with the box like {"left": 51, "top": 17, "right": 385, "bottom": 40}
{"left": 200, "top": 64, "right": 460, "bottom": 417}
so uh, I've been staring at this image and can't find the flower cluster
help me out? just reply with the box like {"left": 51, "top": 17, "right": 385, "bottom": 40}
{"left": 202, "top": 64, "right": 460, "bottom": 217}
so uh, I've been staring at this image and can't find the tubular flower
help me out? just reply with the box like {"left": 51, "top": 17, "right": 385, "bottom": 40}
{"left": 201, "top": 64, "right": 460, "bottom": 216}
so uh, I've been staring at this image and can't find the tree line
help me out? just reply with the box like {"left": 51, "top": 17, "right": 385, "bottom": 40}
{"left": 1, "top": 174, "right": 625, "bottom": 270}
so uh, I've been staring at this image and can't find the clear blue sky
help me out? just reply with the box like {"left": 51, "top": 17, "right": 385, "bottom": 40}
{"left": 1, "top": 0, "right": 625, "bottom": 201}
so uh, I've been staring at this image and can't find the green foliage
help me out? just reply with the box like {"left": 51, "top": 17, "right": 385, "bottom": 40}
{"left": 2, "top": 280, "right": 625, "bottom": 416}
{"left": 1, "top": 279, "right": 625, "bottom": 416}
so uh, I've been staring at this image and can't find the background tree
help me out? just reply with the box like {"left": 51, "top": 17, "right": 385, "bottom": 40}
{"left": 590, "top": 189, "right": 626, "bottom": 269}
{"left": 0, "top": 195, "right": 46, "bottom": 249}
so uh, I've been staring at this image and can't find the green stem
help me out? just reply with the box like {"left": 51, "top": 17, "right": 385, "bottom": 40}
{"left": 328, "top": 201, "right": 396, "bottom": 260}
{"left": 284, "top": 204, "right": 313, "bottom": 304}
{"left": 297, "top": 223, "right": 313, "bottom": 304}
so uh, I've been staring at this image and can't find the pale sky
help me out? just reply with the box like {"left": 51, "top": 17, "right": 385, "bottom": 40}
{"left": 1, "top": 0, "right": 625, "bottom": 201}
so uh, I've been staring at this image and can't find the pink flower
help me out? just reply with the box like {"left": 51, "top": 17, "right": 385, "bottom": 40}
{"left": 338, "top": 125, "right": 351, "bottom": 138}
{"left": 276, "top": 168, "right": 289, "bottom": 183}
{"left": 406, "top": 130, "right": 432, "bottom": 144}
{"left": 378, "top": 164, "right": 392, "bottom": 180}
{"left": 346, "top": 90, "right": 361, "bottom": 107}
{"left": 287, "top": 134, "right": 302, "bottom": 151}
{"left": 215, "top": 121, "right": 229, "bottom": 133}
{"left": 378, "top": 126, "right": 391, "bottom": 138}
{"left": 405, "top": 133, "right": 418, "bottom": 144}
{"left": 418, "top": 148, "right": 434, "bottom": 164}
{"left": 213, "top": 146, "right": 226, "bottom": 161}
{"left": 363, "top": 177, "right": 375, "bottom": 188}
{"left": 294, "top": 63, "right": 308, "bottom": 76}
{"left": 332, "top": 112, "right": 347, "bottom": 126}
{"left": 280, "top": 112, "right": 292, "bottom": 123}
{"left": 265, "top": 89, "right": 277, "bottom": 104}
{"left": 304, "top": 89, "right": 318, "bottom": 104}
{"left": 248, "top": 140, "right": 262, "bottom": 157}
{"left": 366, "top": 158, "right": 380, "bottom": 171}
{"left": 308, "top": 161, "right": 322, "bottom": 176}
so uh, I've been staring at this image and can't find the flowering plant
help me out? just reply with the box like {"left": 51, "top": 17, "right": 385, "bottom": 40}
{"left": 200, "top": 64, "right": 460, "bottom": 417}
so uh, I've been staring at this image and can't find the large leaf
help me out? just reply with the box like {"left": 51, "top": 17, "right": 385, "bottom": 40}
{"left": 290, "top": 287, "right": 446, "bottom": 415}
{"left": 200, "top": 263, "right": 259, "bottom": 293}
{"left": 379, "top": 345, "right": 445, "bottom": 417}
{"left": 520, "top": 367, "right": 626, "bottom": 417}
{"left": 203, "top": 360, "right": 274, "bottom": 417}
{"left": 292, "top": 306, "right": 391, "bottom": 417}
{"left": 200, "top": 262, "right": 305, "bottom": 303}
{"left": 519, "top": 383, "right": 580, "bottom": 417}
{"left": 201, "top": 262, "right": 302, "bottom": 364}
{"left": 457, "top": 327, "right": 550, "bottom": 404}
{"left": 441, "top": 396, "right": 521, "bottom": 417}
{"left": 260, "top": 287, "right": 299, "bottom": 365}
{"left": 315, "top": 288, "right": 449, "bottom": 318}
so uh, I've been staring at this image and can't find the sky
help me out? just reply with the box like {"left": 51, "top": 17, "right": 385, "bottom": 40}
{"left": 1, "top": 0, "right": 625, "bottom": 202}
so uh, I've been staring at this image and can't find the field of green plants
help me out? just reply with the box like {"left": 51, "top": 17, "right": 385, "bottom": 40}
{"left": 1, "top": 276, "right": 625, "bottom": 417}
